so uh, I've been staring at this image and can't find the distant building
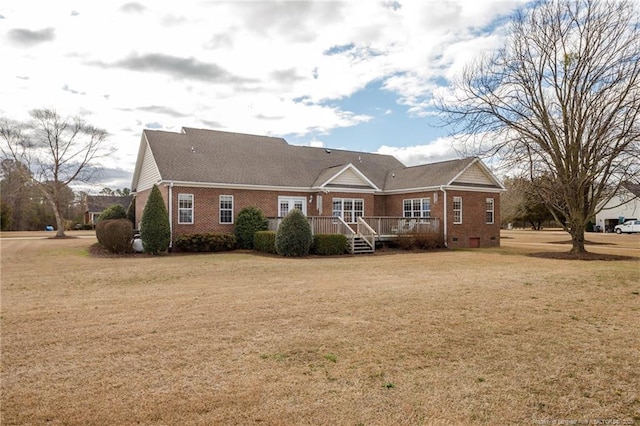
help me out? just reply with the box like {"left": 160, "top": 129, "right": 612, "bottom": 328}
{"left": 84, "top": 195, "right": 133, "bottom": 226}
{"left": 595, "top": 183, "right": 640, "bottom": 232}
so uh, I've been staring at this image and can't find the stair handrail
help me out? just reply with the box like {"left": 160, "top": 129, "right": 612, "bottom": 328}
{"left": 357, "top": 216, "right": 377, "bottom": 250}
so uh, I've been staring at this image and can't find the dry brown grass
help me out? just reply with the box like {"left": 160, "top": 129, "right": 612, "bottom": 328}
{"left": 1, "top": 230, "right": 639, "bottom": 425}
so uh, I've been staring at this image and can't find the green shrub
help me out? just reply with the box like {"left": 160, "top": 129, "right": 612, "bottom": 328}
{"left": 97, "top": 204, "right": 128, "bottom": 222}
{"left": 174, "top": 232, "right": 237, "bottom": 252}
{"left": 312, "top": 234, "right": 348, "bottom": 255}
{"left": 397, "top": 232, "right": 444, "bottom": 250}
{"left": 95, "top": 219, "right": 133, "bottom": 254}
{"left": 235, "top": 207, "right": 268, "bottom": 249}
{"left": 275, "top": 209, "right": 312, "bottom": 257}
{"left": 139, "top": 185, "right": 171, "bottom": 255}
{"left": 254, "top": 231, "right": 277, "bottom": 254}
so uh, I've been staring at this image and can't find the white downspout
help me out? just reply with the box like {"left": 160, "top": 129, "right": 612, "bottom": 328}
{"left": 168, "top": 181, "right": 174, "bottom": 248}
{"left": 440, "top": 186, "right": 448, "bottom": 248}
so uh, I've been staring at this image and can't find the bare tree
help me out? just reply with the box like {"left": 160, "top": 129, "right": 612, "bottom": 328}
{"left": 439, "top": 0, "right": 640, "bottom": 254}
{"left": 0, "top": 108, "right": 112, "bottom": 237}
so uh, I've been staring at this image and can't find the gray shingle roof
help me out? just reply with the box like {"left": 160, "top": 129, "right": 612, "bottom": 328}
{"left": 138, "top": 127, "right": 496, "bottom": 192}
{"left": 383, "top": 158, "right": 478, "bottom": 191}
{"left": 86, "top": 195, "right": 133, "bottom": 213}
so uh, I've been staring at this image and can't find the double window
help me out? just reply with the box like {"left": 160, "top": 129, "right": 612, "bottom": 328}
{"left": 220, "top": 195, "right": 233, "bottom": 224}
{"left": 453, "top": 196, "right": 462, "bottom": 224}
{"left": 178, "top": 193, "right": 234, "bottom": 224}
{"left": 178, "top": 194, "right": 194, "bottom": 224}
{"left": 486, "top": 198, "right": 494, "bottom": 224}
{"left": 332, "top": 198, "right": 364, "bottom": 223}
{"left": 403, "top": 198, "right": 431, "bottom": 218}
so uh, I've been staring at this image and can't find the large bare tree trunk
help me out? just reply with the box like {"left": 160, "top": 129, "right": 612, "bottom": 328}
{"left": 1, "top": 109, "right": 112, "bottom": 238}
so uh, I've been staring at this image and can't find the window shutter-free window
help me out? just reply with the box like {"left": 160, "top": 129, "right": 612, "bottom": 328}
{"left": 403, "top": 198, "right": 431, "bottom": 218}
{"left": 220, "top": 195, "right": 233, "bottom": 224}
{"left": 332, "top": 198, "right": 364, "bottom": 223}
{"left": 453, "top": 196, "right": 462, "bottom": 224}
{"left": 178, "top": 194, "right": 193, "bottom": 224}
{"left": 486, "top": 198, "right": 495, "bottom": 224}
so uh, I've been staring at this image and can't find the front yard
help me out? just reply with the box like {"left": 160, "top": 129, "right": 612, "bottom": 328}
{"left": 1, "top": 230, "right": 638, "bottom": 425}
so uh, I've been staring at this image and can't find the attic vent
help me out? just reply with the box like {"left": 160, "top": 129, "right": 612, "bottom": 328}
{"left": 191, "top": 147, "right": 196, "bottom": 153}
{"left": 325, "top": 148, "right": 331, "bottom": 153}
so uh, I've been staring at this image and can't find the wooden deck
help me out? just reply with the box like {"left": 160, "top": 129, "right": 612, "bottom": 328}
{"left": 267, "top": 216, "right": 442, "bottom": 253}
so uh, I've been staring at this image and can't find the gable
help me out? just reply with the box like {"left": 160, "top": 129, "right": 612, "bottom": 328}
{"left": 313, "top": 163, "right": 379, "bottom": 191}
{"left": 452, "top": 162, "right": 497, "bottom": 186}
{"left": 135, "top": 141, "right": 162, "bottom": 192}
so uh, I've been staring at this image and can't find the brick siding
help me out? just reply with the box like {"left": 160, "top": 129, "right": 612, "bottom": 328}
{"left": 135, "top": 185, "right": 500, "bottom": 248}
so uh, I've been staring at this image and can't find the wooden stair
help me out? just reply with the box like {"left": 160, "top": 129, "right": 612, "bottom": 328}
{"left": 350, "top": 235, "right": 374, "bottom": 254}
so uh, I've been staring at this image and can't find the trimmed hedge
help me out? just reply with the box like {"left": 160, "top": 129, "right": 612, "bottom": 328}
{"left": 275, "top": 209, "right": 313, "bottom": 257}
{"left": 174, "top": 232, "right": 237, "bottom": 252}
{"left": 254, "top": 231, "right": 277, "bottom": 254}
{"left": 95, "top": 218, "right": 134, "bottom": 254}
{"left": 312, "top": 234, "right": 348, "bottom": 255}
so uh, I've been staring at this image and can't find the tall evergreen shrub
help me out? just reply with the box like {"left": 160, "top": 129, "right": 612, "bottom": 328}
{"left": 235, "top": 206, "right": 268, "bottom": 249}
{"left": 139, "top": 185, "right": 171, "bottom": 255}
{"left": 275, "top": 209, "right": 312, "bottom": 257}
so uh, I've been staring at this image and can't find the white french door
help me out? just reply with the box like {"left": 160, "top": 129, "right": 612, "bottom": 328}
{"left": 278, "top": 196, "right": 307, "bottom": 217}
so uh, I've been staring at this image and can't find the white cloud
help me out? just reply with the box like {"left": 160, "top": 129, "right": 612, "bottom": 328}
{"left": 0, "top": 0, "right": 530, "bottom": 190}
{"left": 377, "top": 136, "right": 463, "bottom": 166}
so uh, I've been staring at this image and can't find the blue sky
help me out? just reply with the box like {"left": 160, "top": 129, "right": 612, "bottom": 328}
{"left": 0, "top": 0, "right": 531, "bottom": 191}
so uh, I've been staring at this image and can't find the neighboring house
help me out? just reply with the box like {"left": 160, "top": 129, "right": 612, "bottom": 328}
{"left": 84, "top": 195, "right": 133, "bottom": 226}
{"left": 595, "top": 183, "right": 640, "bottom": 232}
{"left": 130, "top": 128, "right": 505, "bottom": 252}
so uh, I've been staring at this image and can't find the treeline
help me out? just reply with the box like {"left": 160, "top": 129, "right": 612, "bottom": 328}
{"left": 0, "top": 159, "right": 129, "bottom": 231}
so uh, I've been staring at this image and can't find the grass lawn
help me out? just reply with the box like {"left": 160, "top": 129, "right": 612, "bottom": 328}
{"left": 1, "top": 230, "right": 639, "bottom": 425}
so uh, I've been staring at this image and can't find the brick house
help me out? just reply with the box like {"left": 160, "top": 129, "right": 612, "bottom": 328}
{"left": 84, "top": 195, "right": 133, "bottom": 226}
{"left": 131, "top": 127, "right": 504, "bottom": 252}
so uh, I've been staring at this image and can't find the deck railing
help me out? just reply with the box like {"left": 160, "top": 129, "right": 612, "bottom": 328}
{"left": 362, "top": 217, "right": 441, "bottom": 237}
{"left": 357, "top": 217, "right": 376, "bottom": 250}
{"left": 268, "top": 216, "right": 357, "bottom": 252}
{"left": 268, "top": 216, "right": 356, "bottom": 236}
{"left": 268, "top": 216, "right": 440, "bottom": 237}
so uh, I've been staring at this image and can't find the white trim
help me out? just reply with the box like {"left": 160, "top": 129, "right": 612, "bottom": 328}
{"left": 168, "top": 182, "right": 173, "bottom": 247}
{"left": 277, "top": 196, "right": 307, "bottom": 217}
{"left": 316, "top": 163, "right": 381, "bottom": 191}
{"left": 151, "top": 181, "right": 502, "bottom": 195}
{"left": 486, "top": 197, "right": 495, "bottom": 224}
{"left": 219, "top": 195, "right": 234, "bottom": 224}
{"left": 453, "top": 196, "right": 463, "bottom": 224}
{"left": 332, "top": 197, "right": 364, "bottom": 224}
{"left": 177, "top": 193, "right": 194, "bottom": 224}
{"left": 383, "top": 184, "right": 503, "bottom": 195}
{"left": 155, "top": 180, "right": 317, "bottom": 192}
{"left": 403, "top": 197, "right": 431, "bottom": 218}
{"left": 442, "top": 187, "right": 448, "bottom": 246}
